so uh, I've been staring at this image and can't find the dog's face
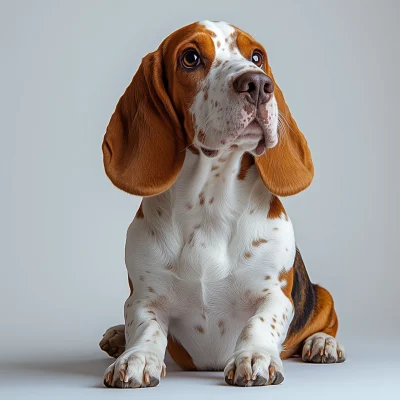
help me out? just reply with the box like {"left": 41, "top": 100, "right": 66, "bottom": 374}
{"left": 103, "top": 21, "right": 313, "bottom": 197}
{"left": 163, "top": 21, "right": 278, "bottom": 158}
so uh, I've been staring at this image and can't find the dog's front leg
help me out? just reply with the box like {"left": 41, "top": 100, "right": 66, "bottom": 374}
{"left": 224, "top": 288, "right": 292, "bottom": 387}
{"left": 103, "top": 295, "right": 168, "bottom": 388}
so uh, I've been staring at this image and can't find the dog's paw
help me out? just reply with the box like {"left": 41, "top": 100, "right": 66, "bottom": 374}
{"left": 103, "top": 350, "right": 166, "bottom": 388}
{"left": 99, "top": 325, "right": 126, "bottom": 358}
{"left": 224, "top": 349, "right": 284, "bottom": 387}
{"left": 302, "top": 332, "right": 346, "bottom": 363}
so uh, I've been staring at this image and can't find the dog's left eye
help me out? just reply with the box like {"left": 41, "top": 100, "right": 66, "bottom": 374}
{"left": 251, "top": 50, "right": 263, "bottom": 67}
{"left": 181, "top": 49, "right": 201, "bottom": 69}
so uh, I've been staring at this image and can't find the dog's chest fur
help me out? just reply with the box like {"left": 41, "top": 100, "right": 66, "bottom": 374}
{"left": 125, "top": 150, "right": 296, "bottom": 369}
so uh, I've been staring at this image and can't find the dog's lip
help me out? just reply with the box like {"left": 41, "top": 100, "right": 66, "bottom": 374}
{"left": 236, "top": 120, "right": 264, "bottom": 140}
{"left": 200, "top": 146, "right": 219, "bottom": 157}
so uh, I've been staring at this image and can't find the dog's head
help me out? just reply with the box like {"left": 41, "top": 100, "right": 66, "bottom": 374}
{"left": 102, "top": 21, "right": 313, "bottom": 197}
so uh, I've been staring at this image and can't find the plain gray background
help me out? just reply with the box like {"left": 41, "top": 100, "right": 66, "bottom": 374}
{"left": 2, "top": 0, "right": 399, "bottom": 398}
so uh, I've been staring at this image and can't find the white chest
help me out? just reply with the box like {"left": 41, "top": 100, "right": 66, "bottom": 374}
{"left": 124, "top": 150, "right": 296, "bottom": 368}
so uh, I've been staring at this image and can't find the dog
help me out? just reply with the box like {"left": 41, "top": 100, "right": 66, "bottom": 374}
{"left": 99, "top": 20, "right": 345, "bottom": 388}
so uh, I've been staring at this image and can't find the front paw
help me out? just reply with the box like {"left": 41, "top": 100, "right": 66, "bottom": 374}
{"left": 224, "top": 349, "right": 284, "bottom": 387}
{"left": 103, "top": 350, "right": 166, "bottom": 388}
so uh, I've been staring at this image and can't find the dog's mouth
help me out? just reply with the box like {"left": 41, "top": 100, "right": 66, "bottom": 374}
{"left": 199, "top": 117, "right": 276, "bottom": 158}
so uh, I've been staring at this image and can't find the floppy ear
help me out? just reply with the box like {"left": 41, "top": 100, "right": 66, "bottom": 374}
{"left": 102, "top": 49, "right": 186, "bottom": 197}
{"left": 255, "top": 65, "right": 314, "bottom": 196}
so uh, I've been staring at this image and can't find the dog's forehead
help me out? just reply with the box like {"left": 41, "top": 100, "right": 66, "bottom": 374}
{"left": 199, "top": 20, "right": 241, "bottom": 60}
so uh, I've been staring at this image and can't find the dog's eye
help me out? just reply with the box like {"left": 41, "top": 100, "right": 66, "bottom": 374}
{"left": 181, "top": 49, "right": 201, "bottom": 69}
{"left": 251, "top": 50, "right": 263, "bottom": 67}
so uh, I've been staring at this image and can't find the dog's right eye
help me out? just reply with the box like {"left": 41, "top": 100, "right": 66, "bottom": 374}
{"left": 181, "top": 49, "right": 201, "bottom": 69}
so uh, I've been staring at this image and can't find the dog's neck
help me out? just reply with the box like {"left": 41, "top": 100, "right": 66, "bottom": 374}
{"left": 143, "top": 148, "right": 273, "bottom": 233}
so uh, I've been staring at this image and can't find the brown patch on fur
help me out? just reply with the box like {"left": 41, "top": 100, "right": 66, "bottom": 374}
{"left": 237, "top": 153, "right": 255, "bottom": 180}
{"left": 279, "top": 268, "right": 294, "bottom": 302}
{"left": 211, "top": 165, "right": 219, "bottom": 171}
{"left": 157, "top": 208, "right": 162, "bottom": 217}
{"left": 135, "top": 203, "right": 144, "bottom": 219}
{"left": 215, "top": 173, "right": 220, "bottom": 178}
{"left": 267, "top": 196, "right": 288, "bottom": 220}
{"left": 209, "top": 197, "right": 214, "bottom": 204}
{"left": 265, "top": 275, "right": 271, "bottom": 280}
{"left": 148, "top": 287, "right": 155, "bottom": 293}
{"left": 186, "top": 203, "right": 193, "bottom": 210}
{"left": 244, "top": 252, "right": 252, "bottom": 259}
{"left": 252, "top": 238, "right": 268, "bottom": 247}
{"left": 260, "top": 317, "right": 265, "bottom": 322}
{"left": 271, "top": 324, "right": 275, "bottom": 330}
{"left": 167, "top": 335, "right": 197, "bottom": 371}
{"left": 217, "top": 40, "right": 221, "bottom": 47}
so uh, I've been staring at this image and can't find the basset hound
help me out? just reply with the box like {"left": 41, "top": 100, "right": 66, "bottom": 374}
{"left": 99, "top": 20, "right": 346, "bottom": 388}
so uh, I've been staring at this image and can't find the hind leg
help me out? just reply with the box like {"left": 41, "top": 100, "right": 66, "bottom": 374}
{"left": 99, "top": 324, "right": 126, "bottom": 358}
{"left": 301, "top": 332, "right": 346, "bottom": 363}
{"left": 282, "top": 285, "right": 346, "bottom": 363}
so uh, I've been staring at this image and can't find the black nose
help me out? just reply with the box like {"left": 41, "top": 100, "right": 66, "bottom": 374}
{"left": 233, "top": 72, "right": 274, "bottom": 105}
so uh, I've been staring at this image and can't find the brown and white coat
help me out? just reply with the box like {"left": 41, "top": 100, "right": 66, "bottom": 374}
{"left": 100, "top": 20, "right": 345, "bottom": 388}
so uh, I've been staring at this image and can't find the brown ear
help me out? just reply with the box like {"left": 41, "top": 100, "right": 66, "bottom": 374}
{"left": 102, "top": 49, "right": 186, "bottom": 196}
{"left": 255, "top": 65, "right": 314, "bottom": 196}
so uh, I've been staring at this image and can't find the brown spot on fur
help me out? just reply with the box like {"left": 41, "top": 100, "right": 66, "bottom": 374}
{"left": 250, "top": 208, "right": 255, "bottom": 214}
{"left": 199, "top": 192, "right": 205, "bottom": 205}
{"left": 237, "top": 152, "right": 255, "bottom": 180}
{"left": 271, "top": 324, "right": 275, "bottom": 329}
{"left": 198, "top": 131, "right": 206, "bottom": 143}
{"left": 186, "top": 203, "right": 193, "bottom": 210}
{"left": 157, "top": 208, "right": 162, "bottom": 217}
{"left": 209, "top": 197, "right": 214, "bottom": 205}
{"left": 252, "top": 238, "right": 268, "bottom": 247}
{"left": 260, "top": 317, "right": 265, "bottom": 322}
{"left": 263, "top": 288, "right": 269, "bottom": 292}
{"left": 204, "top": 92, "right": 208, "bottom": 100}
{"left": 273, "top": 227, "right": 279, "bottom": 231}
{"left": 268, "top": 196, "right": 288, "bottom": 220}
{"left": 218, "top": 157, "right": 227, "bottom": 163}
{"left": 148, "top": 287, "right": 155, "bottom": 293}
{"left": 273, "top": 317, "right": 277, "bottom": 323}
{"left": 139, "top": 275, "right": 144, "bottom": 281}
{"left": 265, "top": 275, "right": 271, "bottom": 280}
{"left": 211, "top": 165, "right": 219, "bottom": 171}
{"left": 135, "top": 203, "right": 144, "bottom": 219}
{"left": 217, "top": 40, "right": 221, "bottom": 47}
{"left": 244, "top": 252, "right": 252, "bottom": 259}
{"left": 195, "top": 325, "right": 204, "bottom": 333}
